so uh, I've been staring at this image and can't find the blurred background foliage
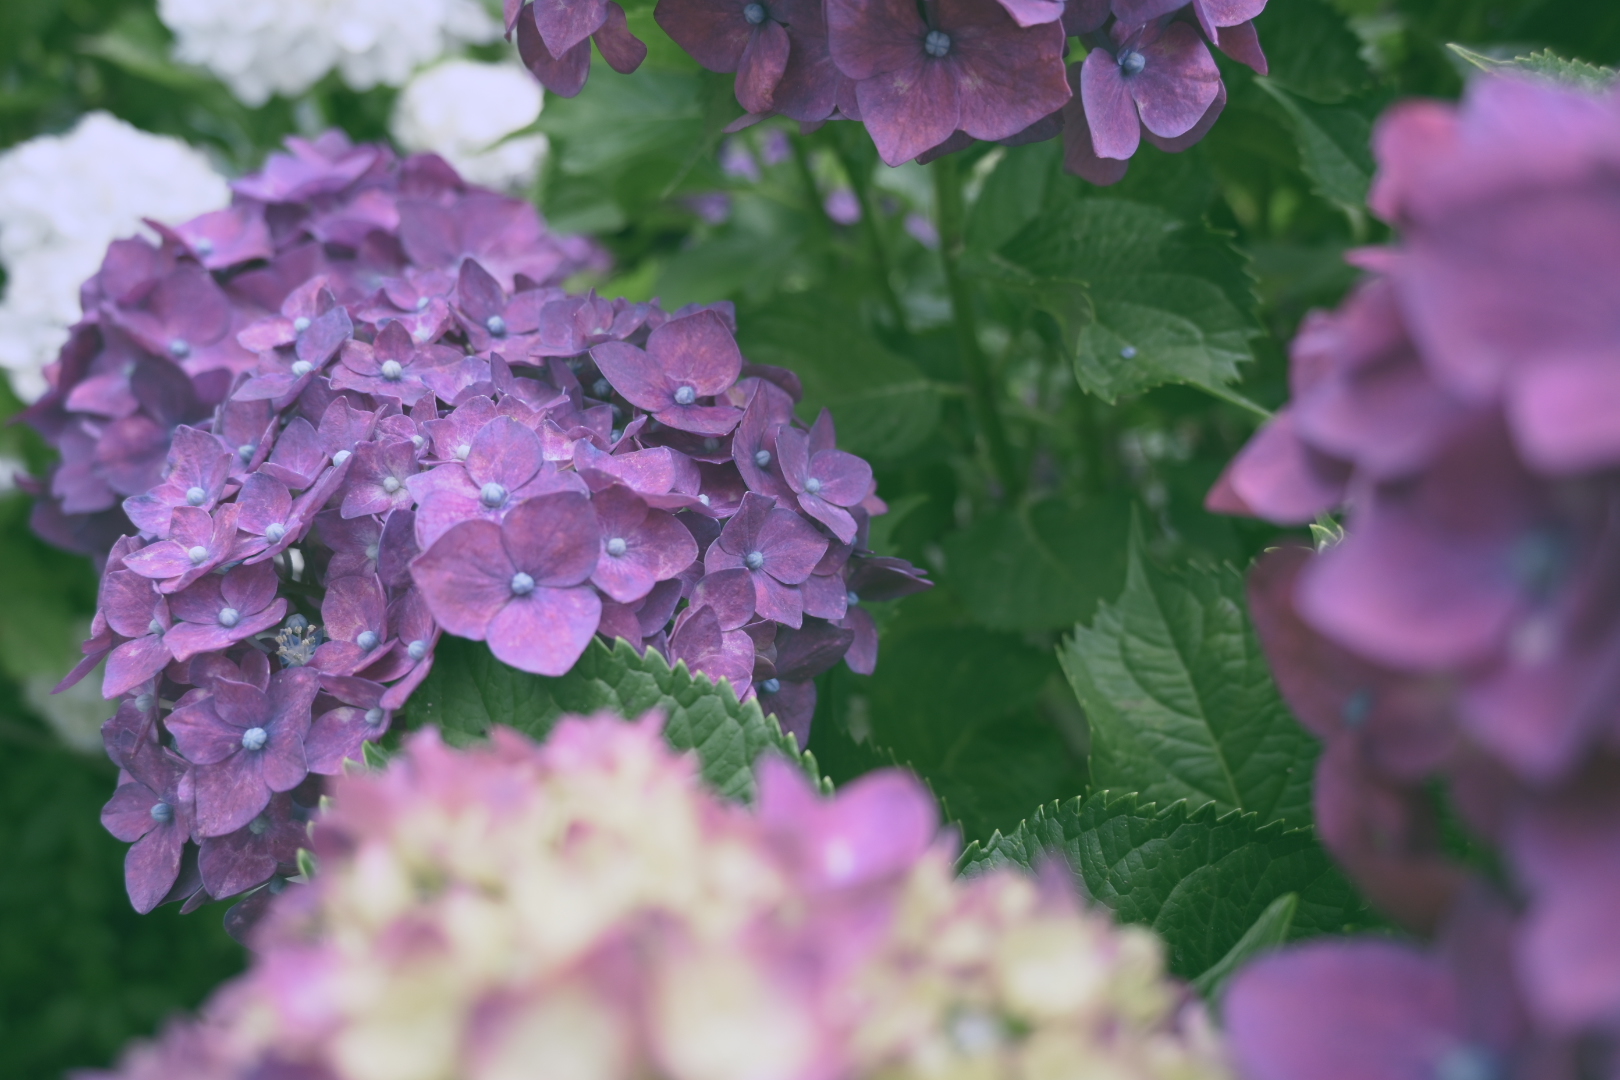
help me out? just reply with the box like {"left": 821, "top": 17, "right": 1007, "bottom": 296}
{"left": 1, "top": 0, "right": 1617, "bottom": 1075}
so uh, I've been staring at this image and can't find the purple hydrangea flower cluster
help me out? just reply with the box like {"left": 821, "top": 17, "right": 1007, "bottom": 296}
{"left": 1209, "top": 77, "right": 1620, "bottom": 1076}
{"left": 36, "top": 131, "right": 927, "bottom": 919}
{"left": 509, "top": 0, "right": 1267, "bottom": 173}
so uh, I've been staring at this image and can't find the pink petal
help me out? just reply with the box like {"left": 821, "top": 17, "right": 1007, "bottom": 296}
{"left": 487, "top": 585, "right": 603, "bottom": 675}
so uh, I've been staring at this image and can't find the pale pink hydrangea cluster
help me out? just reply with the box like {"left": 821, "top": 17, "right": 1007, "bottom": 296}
{"left": 90, "top": 713, "right": 1229, "bottom": 1080}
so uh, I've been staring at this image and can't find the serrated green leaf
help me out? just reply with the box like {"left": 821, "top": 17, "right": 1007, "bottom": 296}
{"left": 941, "top": 494, "right": 1131, "bottom": 633}
{"left": 1059, "top": 524, "right": 1319, "bottom": 829}
{"left": 1191, "top": 891, "right": 1297, "bottom": 998}
{"left": 966, "top": 140, "right": 1060, "bottom": 254}
{"left": 360, "top": 741, "right": 392, "bottom": 771}
{"left": 1255, "top": 80, "right": 1379, "bottom": 215}
{"left": 1448, "top": 44, "right": 1616, "bottom": 91}
{"left": 1253, "top": 0, "right": 1374, "bottom": 103}
{"left": 406, "top": 635, "right": 817, "bottom": 801}
{"left": 737, "top": 295, "right": 942, "bottom": 460}
{"left": 995, "top": 200, "right": 1261, "bottom": 403}
{"left": 959, "top": 792, "right": 1366, "bottom": 978}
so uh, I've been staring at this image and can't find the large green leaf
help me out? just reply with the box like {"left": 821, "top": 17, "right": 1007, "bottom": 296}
{"left": 1256, "top": 81, "right": 1380, "bottom": 216}
{"left": 406, "top": 636, "right": 818, "bottom": 801}
{"left": 941, "top": 495, "right": 1131, "bottom": 633}
{"left": 737, "top": 295, "right": 942, "bottom": 460}
{"left": 848, "top": 626, "right": 1085, "bottom": 842}
{"left": 1059, "top": 527, "right": 1319, "bottom": 829}
{"left": 1254, "top": 0, "right": 1374, "bottom": 104}
{"left": 1191, "top": 892, "right": 1297, "bottom": 998}
{"left": 958, "top": 792, "right": 1366, "bottom": 978}
{"left": 994, "top": 200, "right": 1261, "bottom": 403}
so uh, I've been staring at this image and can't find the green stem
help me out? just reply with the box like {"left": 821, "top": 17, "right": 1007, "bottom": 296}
{"left": 931, "top": 155, "right": 1020, "bottom": 499}
{"left": 789, "top": 136, "right": 839, "bottom": 278}
{"left": 831, "top": 141, "right": 908, "bottom": 334}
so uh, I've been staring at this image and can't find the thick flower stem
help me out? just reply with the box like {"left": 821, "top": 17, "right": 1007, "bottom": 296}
{"left": 931, "top": 154, "right": 1020, "bottom": 499}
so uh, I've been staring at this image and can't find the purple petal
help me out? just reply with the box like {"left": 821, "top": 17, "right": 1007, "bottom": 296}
{"left": 1129, "top": 21, "right": 1221, "bottom": 140}
{"left": 654, "top": 0, "right": 753, "bottom": 70}
{"left": 691, "top": 569, "right": 757, "bottom": 630}
{"left": 532, "top": 0, "right": 608, "bottom": 58}
{"left": 1081, "top": 48, "right": 1141, "bottom": 160}
{"left": 518, "top": 7, "right": 593, "bottom": 97}
{"left": 501, "top": 491, "right": 602, "bottom": 586}
{"left": 757, "top": 507, "right": 830, "bottom": 584}
{"left": 411, "top": 519, "right": 517, "bottom": 638}
{"left": 857, "top": 57, "right": 962, "bottom": 167}
{"left": 593, "top": 2, "right": 647, "bottom": 74}
{"left": 125, "top": 823, "right": 187, "bottom": 914}
{"left": 826, "top": 0, "right": 927, "bottom": 81}
{"left": 487, "top": 584, "right": 602, "bottom": 675}
{"left": 737, "top": 21, "right": 792, "bottom": 113}
{"left": 192, "top": 759, "right": 271, "bottom": 838}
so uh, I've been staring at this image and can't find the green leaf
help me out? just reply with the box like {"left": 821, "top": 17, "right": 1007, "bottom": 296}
{"left": 406, "top": 635, "right": 817, "bottom": 801}
{"left": 994, "top": 200, "right": 1261, "bottom": 403}
{"left": 941, "top": 494, "right": 1131, "bottom": 633}
{"left": 1059, "top": 524, "right": 1319, "bottom": 829}
{"left": 850, "top": 626, "right": 1084, "bottom": 842}
{"left": 1448, "top": 45, "right": 1617, "bottom": 92}
{"left": 0, "top": 494, "right": 97, "bottom": 689}
{"left": 1255, "top": 81, "right": 1379, "bottom": 216}
{"left": 1253, "top": 0, "right": 1374, "bottom": 104}
{"left": 959, "top": 792, "right": 1366, "bottom": 978}
{"left": 538, "top": 68, "right": 705, "bottom": 177}
{"left": 966, "top": 140, "right": 1060, "bottom": 254}
{"left": 360, "top": 741, "right": 392, "bottom": 771}
{"left": 1191, "top": 892, "right": 1297, "bottom": 998}
{"left": 737, "top": 295, "right": 942, "bottom": 459}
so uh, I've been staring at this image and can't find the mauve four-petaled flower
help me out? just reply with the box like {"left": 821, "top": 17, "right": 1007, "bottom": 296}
{"left": 1081, "top": 17, "right": 1221, "bottom": 161}
{"left": 197, "top": 792, "right": 308, "bottom": 901}
{"left": 516, "top": 0, "right": 648, "bottom": 98}
{"left": 826, "top": 0, "right": 1070, "bottom": 166}
{"left": 704, "top": 491, "right": 828, "bottom": 626}
{"left": 100, "top": 741, "right": 195, "bottom": 913}
{"left": 776, "top": 409, "right": 873, "bottom": 543}
{"left": 163, "top": 561, "right": 290, "bottom": 664}
{"left": 122, "top": 426, "right": 232, "bottom": 538}
{"left": 589, "top": 484, "right": 699, "bottom": 603}
{"left": 669, "top": 602, "right": 756, "bottom": 695}
{"left": 412, "top": 491, "right": 604, "bottom": 675}
{"left": 656, "top": 0, "right": 848, "bottom": 119}
{"left": 408, "top": 415, "right": 587, "bottom": 546}
{"left": 340, "top": 438, "right": 421, "bottom": 519}
{"left": 591, "top": 309, "right": 745, "bottom": 436}
{"left": 164, "top": 667, "right": 321, "bottom": 837}
{"left": 305, "top": 675, "right": 396, "bottom": 774}
{"left": 120, "top": 503, "right": 241, "bottom": 593}
{"left": 330, "top": 320, "right": 447, "bottom": 406}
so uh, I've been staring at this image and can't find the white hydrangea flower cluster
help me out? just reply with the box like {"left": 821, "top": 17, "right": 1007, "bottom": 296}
{"left": 158, "top": 0, "right": 501, "bottom": 107}
{"left": 0, "top": 112, "right": 229, "bottom": 403}
{"left": 391, "top": 59, "right": 547, "bottom": 193}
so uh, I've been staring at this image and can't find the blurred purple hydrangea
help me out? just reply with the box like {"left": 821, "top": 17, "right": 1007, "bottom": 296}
{"left": 1211, "top": 76, "right": 1620, "bottom": 1070}
{"left": 28, "top": 131, "right": 928, "bottom": 919}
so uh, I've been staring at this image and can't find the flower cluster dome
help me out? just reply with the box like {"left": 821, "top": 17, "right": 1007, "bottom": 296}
{"left": 23, "top": 129, "right": 928, "bottom": 915}
{"left": 0, "top": 112, "right": 229, "bottom": 403}
{"left": 1211, "top": 75, "right": 1620, "bottom": 1078}
{"left": 89, "top": 714, "right": 1230, "bottom": 1080}
{"left": 157, "top": 0, "right": 501, "bottom": 106}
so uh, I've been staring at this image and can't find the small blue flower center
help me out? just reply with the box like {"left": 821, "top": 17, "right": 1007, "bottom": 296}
{"left": 415, "top": 296, "right": 430, "bottom": 311}
{"left": 168, "top": 338, "right": 191, "bottom": 359}
{"left": 380, "top": 359, "right": 404, "bottom": 381}
{"left": 150, "top": 801, "right": 174, "bottom": 823}
{"left": 412, "top": 434, "right": 425, "bottom": 449}
{"left": 485, "top": 314, "right": 507, "bottom": 336}
{"left": 293, "top": 316, "right": 312, "bottom": 332}
{"left": 456, "top": 444, "right": 471, "bottom": 460}
{"left": 744, "top": 1, "right": 767, "bottom": 23}
{"left": 365, "top": 707, "right": 385, "bottom": 725}
{"left": 332, "top": 449, "right": 352, "bottom": 466}
{"left": 606, "top": 537, "right": 628, "bottom": 557}
{"left": 1118, "top": 48, "right": 1146, "bottom": 76}
{"left": 510, "top": 571, "right": 536, "bottom": 596}
{"left": 480, "top": 482, "right": 508, "bottom": 508}
{"left": 135, "top": 693, "right": 156, "bottom": 712}
{"left": 593, "top": 378, "right": 611, "bottom": 398}
{"left": 291, "top": 360, "right": 314, "bottom": 377}
{"left": 185, "top": 486, "right": 208, "bottom": 506}
{"left": 147, "top": 618, "right": 165, "bottom": 636}
{"left": 265, "top": 522, "right": 286, "bottom": 542}
{"left": 924, "top": 30, "right": 951, "bottom": 58}
{"left": 249, "top": 814, "right": 270, "bottom": 836}
{"left": 194, "top": 238, "right": 214, "bottom": 256}
{"left": 241, "top": 726, "right": 269, "bottom": 751}
{"left": 365, "top": 543, "right": 379, "bottom": 561}
{"left": 218, "top": 607, "right": 240, "bottom": 628}
{"left": 804, "top": 477, "right": 822, "bottom": 494}
{"left": 698, "top": 493, "right": 711, "bottom": 506}
{"left": 847, "top": 589, "right": 860, "bottom": 604}
{"left": 238, "top": 443, "right": 255, "bottom": 463}
{"left": 754, "top": 449, "right": 771, "bottom": 468}
{"left": 1434, "top": 1045, "right": 1501, "bottom": 1080}
{"left": 408, "top": 639, "right": 428, "bottom": 661}
{"left": 673, "top": 385, "right": 697, "bottom": 406}
{"left": 357, "top": 630, "right": 380, "bottom": 651}
{"left": 761, "top": 677, "right": 781, "bottom": 694}
{"left": 382, "top": 476, "right": 402, "bottom": 494}
{"left": 745, "top": 550, "right": 766, "bottom": 571}
{"left": 704, "top": 437, "right": 720, "bottom": 451}
{"left": 1119, "top": 345, "right": 1138, "bottom": 359}
{"left": 187, "top": 545, "right": 209, "bottom": 565}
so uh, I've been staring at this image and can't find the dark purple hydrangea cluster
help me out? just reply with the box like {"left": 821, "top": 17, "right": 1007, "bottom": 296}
{"left": 35, "top": 131, "right": 928, "bottom": 919}
{"left": 505, "top": 0, "right": 1266, "bottom": 174}
{"left": 1208, "top": 77, "right": 1620, "bottom": 1078}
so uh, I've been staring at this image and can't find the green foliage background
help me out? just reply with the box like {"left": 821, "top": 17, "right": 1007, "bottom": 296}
{"left": 1, "top": 0, "right": 1616, "bottom": 1075}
